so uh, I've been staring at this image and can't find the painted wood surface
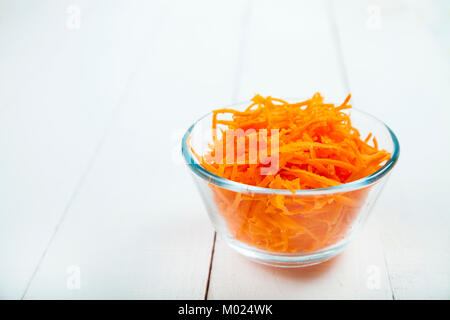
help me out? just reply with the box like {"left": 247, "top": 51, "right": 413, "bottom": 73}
{"left": 333, "top": 0, "right": 450, "bottom": 299}
{"left": 0, "top": 0, "right": 448, "bottom": 299}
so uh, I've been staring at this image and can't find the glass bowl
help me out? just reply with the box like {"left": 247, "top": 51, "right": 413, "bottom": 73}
{"left": 182, "top": 101, "right": 400, "bottom": 267}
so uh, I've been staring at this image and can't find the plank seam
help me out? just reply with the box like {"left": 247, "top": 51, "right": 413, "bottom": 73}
{"left": 204, "top": 232, "right": 217, "bottom": 300}
{"left": 382, "top": 241, "right": 396, "bottom": 300}
{"left": 20, "top": 133, "right": 107, "bottom": 299}
{"left": 231, "top": 0, "right": 252, "bottom": 102}
{"left": 326, "top": 0, "right": 351, "bottom": 93}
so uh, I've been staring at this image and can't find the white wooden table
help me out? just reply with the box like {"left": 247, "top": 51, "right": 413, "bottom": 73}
{"left": 1, "top": 0, "right": 449, "bottom": 299}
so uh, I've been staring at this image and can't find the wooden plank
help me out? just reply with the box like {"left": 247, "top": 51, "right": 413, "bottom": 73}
{"left": 332, "top": 0, "right": 450, "bottom": 299}
{"left": 0, "top": 0, "right": 161, "bottom": 298}
{"left": 235, "top": 0, "right": 349, "bottom": 101}
{"left": 207, "top": 0, "right": 393, "bottom": 299}
{"left": 23, "top": 0, "right": 247, "bottom": 299}
{"left": 209, "top": 218, "right": 392, "bottom": 299}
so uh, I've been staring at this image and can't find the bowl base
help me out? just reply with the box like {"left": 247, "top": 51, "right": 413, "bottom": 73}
{"left": 224, "top": 236, "right": 346, "bottom": 268}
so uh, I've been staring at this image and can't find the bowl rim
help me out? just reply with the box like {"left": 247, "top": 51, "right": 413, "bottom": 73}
{"left": 181, "top": 101, "right": 400, "bottom": 195}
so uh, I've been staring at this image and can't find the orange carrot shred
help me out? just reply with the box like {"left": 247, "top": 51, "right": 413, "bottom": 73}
{"left": 193, "top": 93, "right": 391, "bottom": 253}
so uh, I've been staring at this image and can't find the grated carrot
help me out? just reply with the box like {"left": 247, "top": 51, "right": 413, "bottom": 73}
{"left": 193, "top": 93, "right": 391, "bottom": 253}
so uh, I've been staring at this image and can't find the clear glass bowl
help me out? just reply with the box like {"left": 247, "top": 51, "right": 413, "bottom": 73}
{"left": 182, "top": 102, "right": 400, "bottom": 267}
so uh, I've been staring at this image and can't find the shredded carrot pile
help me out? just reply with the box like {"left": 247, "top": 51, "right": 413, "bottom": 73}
{"left": 195, "top": 93, "right": 391, "bottom": 253}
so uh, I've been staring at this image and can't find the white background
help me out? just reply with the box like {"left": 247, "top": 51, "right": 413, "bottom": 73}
{"left": 0, "top": 0, "right": 449, "bottom": 299}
